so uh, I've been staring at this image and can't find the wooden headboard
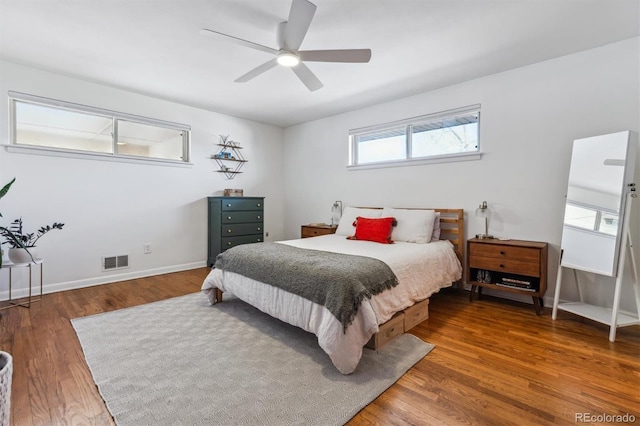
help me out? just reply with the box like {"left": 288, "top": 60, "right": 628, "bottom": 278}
{"left": 434, "top": 208, "right": 464, "bottom": 265}
{"left": 361, "top": 207, "right": 465, "bottom": 265}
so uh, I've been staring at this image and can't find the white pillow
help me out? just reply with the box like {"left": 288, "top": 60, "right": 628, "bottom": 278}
{"left": 432, "top": 212, "right": 441, "bottom": 241}
{"left": 335, "top": 207, "right": 382, "bottom": 236}
{"left": 381, "top": 208, "right": 436, "bottom": 243}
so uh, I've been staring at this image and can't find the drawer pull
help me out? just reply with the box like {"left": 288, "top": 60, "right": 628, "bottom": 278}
{"left": 257, "top": 238, "right": 262, "bottom": 242}
{"left": 227, "top": 229, "right": 232, "bottom": 233}
{"left": 257, "top": 215, "right": 262, "bottom": 219}
{"left": 500, "top": 251, "right": 506, "bottom": 255}
{"left": 499, "top": 264, "right": 505, "bottom": 268}
{"left": 257, "top": 203, "right": 261, "bottom": 207}
{"left": 227, "top": 242, "right": 232, "bottom": 246}
{"left": 257, "top": 227, "right": 261, "bottom": 231}
{"left": 227, "top": 203, "right": 232, "bottom": 207}
{"left": 227, "top": 216, "right": 232, "bottom": 220}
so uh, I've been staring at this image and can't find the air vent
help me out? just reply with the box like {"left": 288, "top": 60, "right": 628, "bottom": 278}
{"left": 103, "top": 254, "right": 129, "bottom": 271}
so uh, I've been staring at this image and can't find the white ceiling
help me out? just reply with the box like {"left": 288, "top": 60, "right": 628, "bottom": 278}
{"left": 1, "top": 0, "right": 638, "bottom": 128}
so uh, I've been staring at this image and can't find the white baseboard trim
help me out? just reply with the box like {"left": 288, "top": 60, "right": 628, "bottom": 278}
{"left": 0, "top": 261, "right": 207, "bottom": 301}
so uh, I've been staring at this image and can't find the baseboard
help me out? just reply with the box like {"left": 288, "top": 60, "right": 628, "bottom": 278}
{"left": 0, "top": 261, "right": 207, "bottom": 301}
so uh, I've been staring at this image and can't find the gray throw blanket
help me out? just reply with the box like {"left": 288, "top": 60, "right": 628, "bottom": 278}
{"left": 214, "top": 242, "right": 399, "bottom": 332}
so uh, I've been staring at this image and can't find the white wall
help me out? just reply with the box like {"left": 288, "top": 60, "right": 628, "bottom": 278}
{"left": 0, "top": 60, "right": 285, "bottom": 297}
{"left": 2, "top": 37, "right": 638, "bottom": 315}
{"left": 282, "top": 37, "right": 640, "bottom": 311}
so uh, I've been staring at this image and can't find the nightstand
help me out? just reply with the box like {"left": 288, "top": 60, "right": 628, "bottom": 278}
{"left": 467, "top": 238, "right": 548, "bottom": 315}
{"left": 301, "top": 224, "right": 337, "bottom": 238}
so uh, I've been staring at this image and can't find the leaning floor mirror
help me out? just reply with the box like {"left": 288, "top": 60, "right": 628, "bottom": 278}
{"left": 552, "top": 130, "right": 639, "bottom": 342}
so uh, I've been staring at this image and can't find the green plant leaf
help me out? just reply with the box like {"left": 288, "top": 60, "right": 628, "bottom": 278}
{"left": 0, "top": 178, "right": 16, "bottom": 200}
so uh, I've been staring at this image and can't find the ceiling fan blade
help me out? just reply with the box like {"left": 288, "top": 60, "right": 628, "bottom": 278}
{"left": 200, "top": 29, "right": 279, "bottom": 56}
{"left": 283, "top": 0, "right": 317, "bottom": 51}
{"left": 291, "top": 62, "right": 323, "bottom": 91}
{"left": 299, "top": 49, "right": 372, "bottom": 63}
{"left": 235, "top": 58, "right": 279, "bottom": 83}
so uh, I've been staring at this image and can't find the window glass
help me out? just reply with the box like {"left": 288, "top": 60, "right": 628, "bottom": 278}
{"left": 117, "top": 120, "right": 185, "bottom": 161}
{"left": 349, "top": 105, "right": 480, "bottom": 167}
{"left": 564, "top": 204, "right": 598, "bottom": 231}
{"left": 598, "top": 212, "right": 618, "bottom": 236}
{"left": 10, "top": 92, "right": 191, "bottom": 164}
{"left": 411, "top": 119, "right": 478, "bottom": 158}
{"left": 564, "top": 202, "right": 618, "bottom": 236}
{"left": 355, "top": 127, "right": 406, "bottom": 164}
{"left": 15, "top": 102, "right": 112, "bottom": 153}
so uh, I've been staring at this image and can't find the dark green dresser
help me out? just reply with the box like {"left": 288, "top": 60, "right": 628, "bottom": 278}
{"left": 207, "top": 196, "right": 264, "bottom": 266}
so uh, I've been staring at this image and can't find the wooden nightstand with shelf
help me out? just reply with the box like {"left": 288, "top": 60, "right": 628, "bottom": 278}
{"left": 467, "top": 238, "right": 548, "bottom": 315}
{"left": 301, "top": 224, "right": 337, "bottom": 238}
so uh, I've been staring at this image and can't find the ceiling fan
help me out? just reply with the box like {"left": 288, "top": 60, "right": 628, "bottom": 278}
{"left": 200, "top": 0, "right": 371, "bottom": 91}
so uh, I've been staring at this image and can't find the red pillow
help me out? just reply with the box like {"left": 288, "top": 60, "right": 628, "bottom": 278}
{"left": 347, "top": 216, "right": 395, "bottom": 244}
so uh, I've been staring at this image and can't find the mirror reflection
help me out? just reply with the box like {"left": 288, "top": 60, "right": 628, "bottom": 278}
{"left": 560, "top": 131, "right": 636, "bottom": 277}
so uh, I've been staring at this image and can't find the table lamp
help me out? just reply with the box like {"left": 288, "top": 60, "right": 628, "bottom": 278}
{"left": 475, "top": 201, "right": 493, "bottom": 239}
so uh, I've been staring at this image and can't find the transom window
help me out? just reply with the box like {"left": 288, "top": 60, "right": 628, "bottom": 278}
{"left": 349, "top": 105, "right": 480, "bottom": 168}
{"left": 9, "top": 92, "right": 191, "bottom": 164}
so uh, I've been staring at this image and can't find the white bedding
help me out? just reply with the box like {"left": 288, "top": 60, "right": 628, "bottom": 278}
{"left": 201, "top": 234, "right": 462, "bottom": 374}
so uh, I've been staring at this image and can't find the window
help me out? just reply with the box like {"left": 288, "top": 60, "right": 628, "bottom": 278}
{"left": 563, "top": 202, "right": 618, "bottom": 236}
{"left": 9, "top": 92, "right": 191, "bottom": 164}
{"left": 349, "top": 105, "right": 480, "bottom": 168}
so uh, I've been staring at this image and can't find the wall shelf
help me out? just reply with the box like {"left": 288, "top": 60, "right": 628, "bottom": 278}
{"left": 212, "top": 136, "right": 247, "bottom": 179}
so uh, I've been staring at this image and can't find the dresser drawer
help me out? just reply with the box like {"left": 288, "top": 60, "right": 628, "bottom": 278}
{"left": 469, "top": 243, "right": 540, "bottom": 263}
{"left": 222, "top": 223, "right": 263, "bottom": 236}
{"left": 469, "top": 255, "right": 541, "bottom": 277}
{"left": 221, "top": 234, "right": 263, "bottom": 250}
{"left": 221, "top": 211, "right": 264, "bottom": 224}
{"left": 221, "top": 198, "right": 264, "bottom": 211}
{"left": 404, "top": 299, "right": 429, "bottom": 331}
{"left": 365, "top": 312, "right": 404, "bottom": 349}
{"left": 301, "top": 226, "right": 336, "bottom": 238}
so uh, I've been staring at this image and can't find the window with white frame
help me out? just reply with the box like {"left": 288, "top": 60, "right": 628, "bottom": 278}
{"left": 9, "top": 92, "right": 191, "bottom": 164}
{"left": 349, "top": 104, "right": 480, "bottom": 168}
{"left": 563, "top": 202, "right": 618, "bottom": 236}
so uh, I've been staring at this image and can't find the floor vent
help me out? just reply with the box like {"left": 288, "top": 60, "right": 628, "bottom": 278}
{"left": 103, "top": 255, "right": 129, "bottom": 271}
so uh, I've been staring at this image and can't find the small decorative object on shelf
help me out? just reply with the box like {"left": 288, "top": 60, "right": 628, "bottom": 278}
{"left": 212, "top": 135, "right": 247, "bottom": 179}
{"left": 224, "top": 189, "right": 243, "bottom": 197}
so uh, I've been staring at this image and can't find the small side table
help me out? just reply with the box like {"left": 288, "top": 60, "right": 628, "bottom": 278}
{"left": 301, "top": 224, "right": 338, "bottom": 238}
{"left": 0, "top": 258, "right": 44, "bottom": 315}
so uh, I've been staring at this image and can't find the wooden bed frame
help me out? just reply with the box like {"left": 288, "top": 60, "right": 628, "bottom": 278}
{"left": 364, "top": 208, "right": 464, "bottom": 349}
{"left": 214, "top": 208, "right": 465, "bottom": 350}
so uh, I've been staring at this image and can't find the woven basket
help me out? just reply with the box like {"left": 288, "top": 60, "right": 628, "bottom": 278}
{"left": 0, "top": 351, "right": 12, "bottom": 426}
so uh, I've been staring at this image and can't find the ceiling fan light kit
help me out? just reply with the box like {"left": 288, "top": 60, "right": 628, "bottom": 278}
{"left": 200, "top": 0, "right": 371, "bottom": 91}
{"left": 277, "top": 52, "right": 300, "bottom": 67}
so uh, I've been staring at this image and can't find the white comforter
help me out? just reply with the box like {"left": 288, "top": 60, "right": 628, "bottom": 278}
{"left": 201, "top": 234, "right": 462, "bottom": 374}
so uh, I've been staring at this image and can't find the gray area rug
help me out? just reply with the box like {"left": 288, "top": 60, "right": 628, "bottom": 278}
{"left": 72, "top": 292, "right": 434, "bottom": 425}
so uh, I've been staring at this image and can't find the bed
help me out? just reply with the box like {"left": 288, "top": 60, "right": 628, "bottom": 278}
{"left": 202, "top": 207, "right": 464, "bottom": 374}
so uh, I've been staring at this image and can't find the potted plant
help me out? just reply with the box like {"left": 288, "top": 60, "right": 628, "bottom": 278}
{"left": 0, "top": 178, "right": 16, "bottom": 268}
{"left": 1, "top": 218, "right": 64, "bottom": 264}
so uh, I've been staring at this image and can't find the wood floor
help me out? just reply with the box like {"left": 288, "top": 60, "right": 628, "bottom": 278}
{"left": 1, "top": 268, "right": 638, "bottom": 425}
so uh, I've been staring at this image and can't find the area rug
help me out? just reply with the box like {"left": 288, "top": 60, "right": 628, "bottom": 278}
{"left": 72, "top": 292, "right": 434, "bottom": 425}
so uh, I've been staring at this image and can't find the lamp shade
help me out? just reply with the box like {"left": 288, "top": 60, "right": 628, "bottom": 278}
{"left": 475, "top": 201, "right": 489, "bottom": 218}
{"left": 475, "top": 207, "right": 488, "bottom": 218}
{"left": 475, "top": 201, "right": 492, "bottom": 239}
{"left": 331, "top": 200, "right": 343, "bottom": 225}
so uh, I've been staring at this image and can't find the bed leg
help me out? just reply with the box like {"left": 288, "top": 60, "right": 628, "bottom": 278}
{"left": 215, "top": 288, "right": 223, "bottom": 303}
